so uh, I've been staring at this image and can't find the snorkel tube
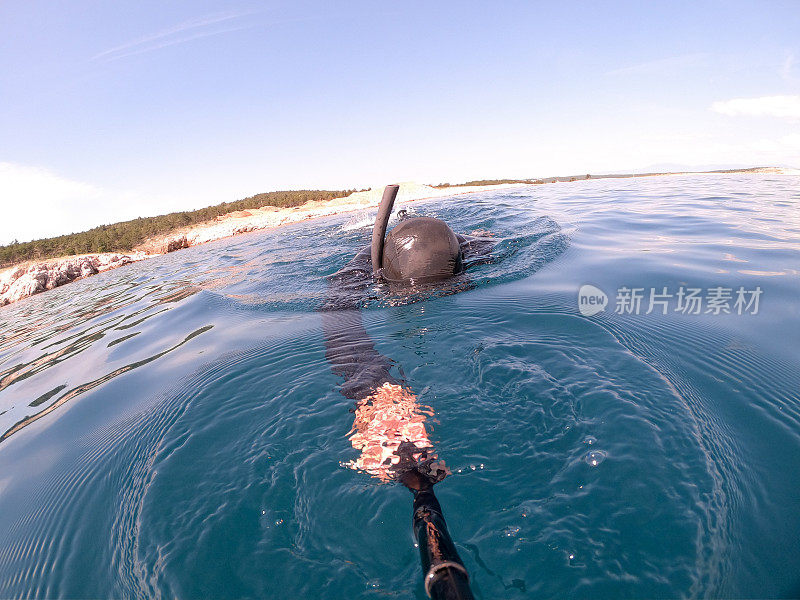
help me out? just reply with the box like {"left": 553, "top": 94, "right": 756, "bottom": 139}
{"left": 371, "top": 184, "right": 399, "bottom": 278}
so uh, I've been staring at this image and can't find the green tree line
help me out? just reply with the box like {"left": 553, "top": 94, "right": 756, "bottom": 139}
{"left": 1, "top": 189, "right": 355, "bottom": 267}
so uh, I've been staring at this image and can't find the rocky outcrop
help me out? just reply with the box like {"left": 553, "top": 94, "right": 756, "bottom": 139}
{"left": 165, "top": 236, "right": 189, "bottom": 253}
{"left": 0, "top": 253, "right": 146, "bottom": 306}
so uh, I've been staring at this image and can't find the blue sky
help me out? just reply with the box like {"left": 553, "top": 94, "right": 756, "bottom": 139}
{"left": 1, "top": 0, "right": 799, "bottom": 244}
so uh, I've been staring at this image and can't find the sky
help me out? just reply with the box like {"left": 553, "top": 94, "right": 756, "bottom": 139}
{"left": 1, "top": 0, "right": 799, "bottom": 245}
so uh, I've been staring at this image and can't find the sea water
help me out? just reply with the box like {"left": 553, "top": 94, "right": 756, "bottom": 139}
{"left": 0, "top": 174, "right": 798, "bottom": 598}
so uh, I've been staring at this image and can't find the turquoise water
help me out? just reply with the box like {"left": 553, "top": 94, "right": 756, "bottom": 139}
{"left": 1, "top": 174, "right": 799, "bottom": 599}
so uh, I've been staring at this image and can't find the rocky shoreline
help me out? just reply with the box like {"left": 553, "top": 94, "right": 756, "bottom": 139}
{"left": 0, "top": 252, "right": 148, "bottom": 306}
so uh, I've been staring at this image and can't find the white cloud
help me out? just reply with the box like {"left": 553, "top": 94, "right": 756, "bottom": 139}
{"left": 711, "top": 95, "right": 800, "bottom": 120}
{"left": 0, "top": 162, "right": 184, "bottom": 246}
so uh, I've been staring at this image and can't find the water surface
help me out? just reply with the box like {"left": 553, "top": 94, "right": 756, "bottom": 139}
{"left": 1, "top": 174, "right": 799, "bottom": 598}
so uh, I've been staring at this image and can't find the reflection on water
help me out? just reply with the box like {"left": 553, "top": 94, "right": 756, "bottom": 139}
{"left": 1, "top": 325, "right": 213, "bottom": 443}
{"left": 0, "top": 280, "right": 203, "bottom": 443}
{"left": 0, "top": 174, "right": 799, "bottom": 599}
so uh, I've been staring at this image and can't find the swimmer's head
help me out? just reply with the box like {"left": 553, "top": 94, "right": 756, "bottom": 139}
{"left": 382, "top": 217, "right": 463, "bottom": 283}
{"left": 371, "top": 185, "right": 464, "bottom": 284}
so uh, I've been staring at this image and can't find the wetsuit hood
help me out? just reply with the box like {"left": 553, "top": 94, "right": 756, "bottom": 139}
{"left": 371, "top": 185, "right": 464, "bottom": 284}
{"left": 382, "top": 217, "right": 463, "bottom": 283}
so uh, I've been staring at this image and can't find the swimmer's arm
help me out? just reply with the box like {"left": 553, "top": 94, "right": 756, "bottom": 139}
{"left": 320, "top": 309, "right": 398, "bottom": 400}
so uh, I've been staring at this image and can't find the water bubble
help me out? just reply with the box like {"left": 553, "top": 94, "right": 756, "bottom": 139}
{"left": 584, "top": 436, "right": 597, "bottom": 445}
{"left": 584, "top": 450, "right": 607, "bottom": 467}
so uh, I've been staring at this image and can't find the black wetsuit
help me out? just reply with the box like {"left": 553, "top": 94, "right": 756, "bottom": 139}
{"left": 320, "top": 246, "right": 396, "bottom": 400}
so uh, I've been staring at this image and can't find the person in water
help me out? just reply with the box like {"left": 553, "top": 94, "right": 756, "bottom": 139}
{"left": 321, "top": 185, "right": 492, "bottom": 599}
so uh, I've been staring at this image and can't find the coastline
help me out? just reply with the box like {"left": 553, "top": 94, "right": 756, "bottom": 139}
{"left": 0, "top": 181, "right": 522, "bottom": 306}
{"left": 1, "top": 168, "right": 797, "bottom": 307}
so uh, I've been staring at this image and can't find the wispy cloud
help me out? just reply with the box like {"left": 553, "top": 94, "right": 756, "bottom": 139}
{"left": 0, "top": 162, "right": 184, "bottom": 245}
{"left": 92, "top": 11, "right": 257, "bottom": 63}
{"left": 607, "top": 53, "right": 708, "bottom": 76}
{"left": 711, "top": 95, "right": 800, "bottom": 120}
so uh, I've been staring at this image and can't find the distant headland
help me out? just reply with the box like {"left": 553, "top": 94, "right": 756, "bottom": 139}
{"left": 1, "top": 166, "right": 795, "bottom": 307}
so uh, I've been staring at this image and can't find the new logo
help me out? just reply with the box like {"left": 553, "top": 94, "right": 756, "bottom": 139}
{"left": 578, "top": 284, "right": 608, "bottom": 316}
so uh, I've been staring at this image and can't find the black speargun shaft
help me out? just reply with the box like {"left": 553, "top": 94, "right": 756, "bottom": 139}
{"left": 402, "top": 469, "right": 475, "bottom": 599}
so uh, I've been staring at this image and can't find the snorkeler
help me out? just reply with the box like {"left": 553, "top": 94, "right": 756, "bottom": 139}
{"left": 321, "top": 185, "right": 490, "bottom": 599}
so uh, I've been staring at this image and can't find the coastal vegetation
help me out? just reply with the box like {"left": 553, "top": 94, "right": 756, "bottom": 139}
{"left": 0, "top": 189, "right": 355, "bottom": 267}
